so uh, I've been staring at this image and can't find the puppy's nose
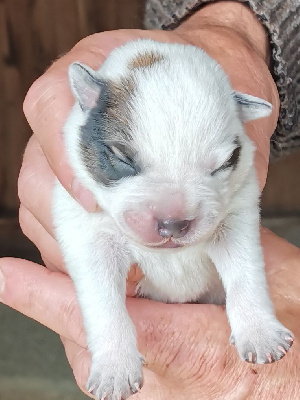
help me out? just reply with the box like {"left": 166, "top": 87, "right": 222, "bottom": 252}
{"left": 156, "top": 219, "right": 191, "bottom": 239}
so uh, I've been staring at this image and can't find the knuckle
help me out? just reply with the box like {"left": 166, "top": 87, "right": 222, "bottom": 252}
{"left": 18, "top": 136, "right": 39, "bottom": 205}
{"left": 61, "top": 295, "right": 87, "bottom": 347}
{"left": 18, "top": 205, "right": 29, "bottom": 236}
{"left": 23, "top": 74, "right": 50, "bottom": 123}
{"left": 18, "top": 205, "right": 35, "bottom": 244}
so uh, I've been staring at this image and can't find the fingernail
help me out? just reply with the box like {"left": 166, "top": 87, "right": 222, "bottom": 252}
{"left": 71, "top": 178, "right": 98, "bottom": 212}
{"left": 0, "top": 267, "right": 5, "bottom": 298}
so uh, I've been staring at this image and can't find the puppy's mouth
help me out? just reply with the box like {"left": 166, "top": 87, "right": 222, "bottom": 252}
{"left": 153, "top": 238, "right": 183, "bottom": 249}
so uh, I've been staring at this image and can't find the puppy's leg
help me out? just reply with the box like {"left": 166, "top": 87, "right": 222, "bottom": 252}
{"left": 207, "top": 204, "right": 293, "bottom": 364}
{"left": 53, "top": 185, "right": 143, "bottom": 400}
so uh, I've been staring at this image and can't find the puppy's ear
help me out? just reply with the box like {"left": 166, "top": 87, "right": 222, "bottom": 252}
{"left": 233, "top": 91, "right": 272, "bottom": 122}
{"left": 68, "top": 62, "right": 103, "bottom": 111}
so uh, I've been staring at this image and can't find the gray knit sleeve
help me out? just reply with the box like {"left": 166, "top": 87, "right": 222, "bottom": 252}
{"left": 144, "top": 0, "right": 300, "bottom": 158}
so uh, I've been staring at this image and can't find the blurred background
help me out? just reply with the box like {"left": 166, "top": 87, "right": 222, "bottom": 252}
{"left": 0, "top": 0, "right": 299, "bottom": 399}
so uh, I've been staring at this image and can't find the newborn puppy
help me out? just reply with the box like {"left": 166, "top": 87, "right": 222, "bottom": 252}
{"left": 53, "top": 39, "right": 293, "bottom": 400}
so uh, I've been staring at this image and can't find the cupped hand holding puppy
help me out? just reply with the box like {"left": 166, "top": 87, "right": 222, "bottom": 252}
{"left": 2, "top": 2, "right": 299, "bottom": 399}
{"left": 1, "top": 230, "right": 300, "bottom": 399}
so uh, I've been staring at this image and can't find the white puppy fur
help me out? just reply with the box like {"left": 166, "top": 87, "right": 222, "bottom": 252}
{"left": 53, "top": 40, "right": 293, "bottom": 400}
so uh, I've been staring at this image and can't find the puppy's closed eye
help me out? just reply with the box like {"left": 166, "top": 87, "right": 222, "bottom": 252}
{"left": 103, "top": 144, "right": 141, "bottom": 181}
{"left": 211, "top": 144, "right": 241, "bottom": 176}
{"left": 109, "top": 145, "right": 135, "bottom": 166}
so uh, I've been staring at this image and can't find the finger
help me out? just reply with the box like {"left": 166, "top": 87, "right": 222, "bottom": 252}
{"left": 60, "top": 336, "right": 93, "bottom": 399}
{"left": 126, "top": 264, "right": 144, "bottom": 296}
{"left": 0, "top": 257, "right": 148, "bottom": 349}
{"left": 0, "top": 258, "right": 147, "bottom": 348}
{"left": 261, "top": 227, "right": 300, "bottom": 267}
{"left": 23, "top": 30, "right": 186, "bottom": 212}
{"left": 18, "top": 135, "right": 55, "bottom": 237}
{"left": 254, "top": 148, "right": 269, "bottom": 191}
{"left": 19, "top": 204, "right": 65, "bottom": 273}
{"left": 260, "top": 227, "right": 300, "bottom": 305}
{"left": 0, "top": 258, "right": 86, "bottom": 346}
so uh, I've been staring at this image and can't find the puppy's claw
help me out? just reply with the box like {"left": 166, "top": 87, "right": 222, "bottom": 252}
{"left": 135, "top": 383, "right": 141, "bottom": 393}
{"left": 278, "top": 345, "right": 287, "bottom": 355}
{"left": 247, "top": 352, "right": 254, "bottom": 363}
{"left": 266, "top": 353, "right": 273, "bottom": 364}
{"left": 285, "top": 335, "right": 294, "bottom": 342}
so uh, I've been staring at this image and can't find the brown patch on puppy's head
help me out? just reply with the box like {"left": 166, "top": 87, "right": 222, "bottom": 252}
{"left": 105, "top": 77, "right": 136, "bottom": 139}
{"left": 129, "top": 51, "right": 163, "bottom": 70}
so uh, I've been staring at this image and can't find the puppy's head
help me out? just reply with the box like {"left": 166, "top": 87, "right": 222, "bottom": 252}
{"left": 65, "top": 40, "right": 272, "bottom": 249}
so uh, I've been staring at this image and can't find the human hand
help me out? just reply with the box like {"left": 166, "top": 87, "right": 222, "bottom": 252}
{"left": 0, "top": 229, "right": 299, "bottom": 399}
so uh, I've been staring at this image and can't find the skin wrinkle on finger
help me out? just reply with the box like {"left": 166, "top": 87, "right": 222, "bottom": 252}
{"left": 19, "top": 205, "right": 64, "bottom": 272}
{"left": 24, "top": 74, "right": 73, "bottom": 127}
{"left": 254, "top": 151, "right": 269, "bottom": 191}
{"left": 18, "top": 136, "right": 55, "bottom": 236}
{"left": 18, "top": 152, "right": 54, "bottom": 238}
{"left": 28, "top": 78, "right": 67, "bottom": 117}
{"left": 42, "top": 256, "right": 61, "bottom": 273}
{"left": 18, "top": 168, "right": 54, "bottom": 237}
{"left": 219, "top": 371, "right": 257, "bottom": 400}
{"left": 60, "top": 336, "right": 93, "bottom": 398}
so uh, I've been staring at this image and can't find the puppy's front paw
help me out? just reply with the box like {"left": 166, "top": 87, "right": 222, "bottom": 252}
{"left": 87, "top": 349, "right": 144, "bottom": 400}
{"left": 231, "top": 320, "right": 294, "bottom": 364}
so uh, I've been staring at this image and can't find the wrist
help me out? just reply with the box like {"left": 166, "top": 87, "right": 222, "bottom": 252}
{"left": 175, "top": 1, "right": 270, "bottom": 64}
